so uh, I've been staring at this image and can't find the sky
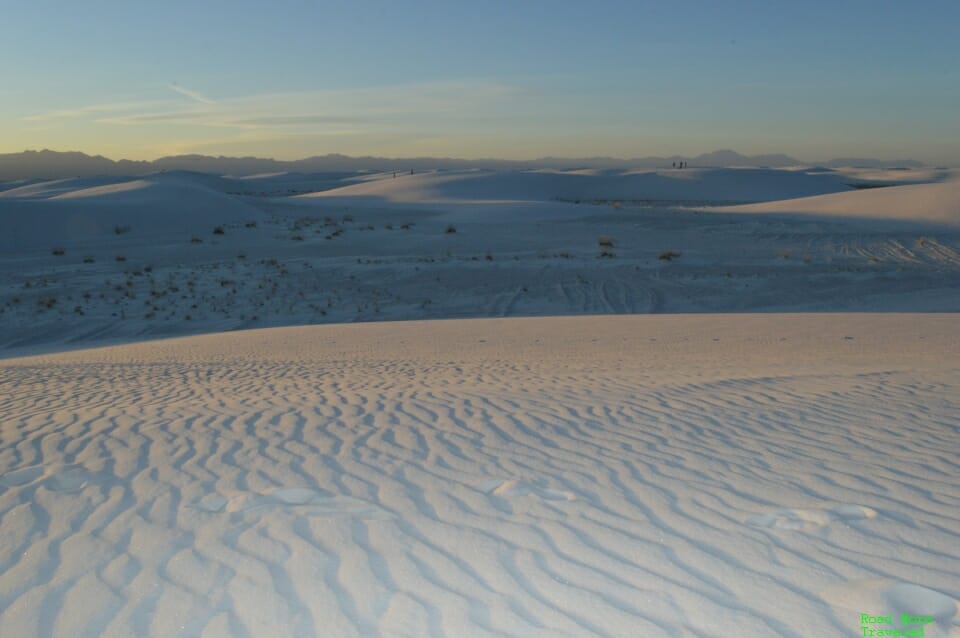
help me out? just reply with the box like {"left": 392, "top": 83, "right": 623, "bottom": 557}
{"left": 2, "top": 0, "right": 959, "bottom": 164}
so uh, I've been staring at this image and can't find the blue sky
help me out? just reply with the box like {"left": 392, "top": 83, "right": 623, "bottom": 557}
{"left": 3, "top": 0, "right": 959, "bottom": 163}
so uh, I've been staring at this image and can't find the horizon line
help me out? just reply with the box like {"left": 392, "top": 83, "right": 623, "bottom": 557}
{"left": 1, "top": 147, "right": 937, "bottom": 167}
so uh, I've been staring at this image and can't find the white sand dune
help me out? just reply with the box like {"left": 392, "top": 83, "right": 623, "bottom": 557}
{"left": 830, "top": 167, "right": 960, "bottom": 185}
{"left": 1, "top": 164, "right": 959, "bottom": 636}
{"left": 0, "top": 172, "right": 264, "bottom": 250}
{"left": 0, "top": 176, "right": 144, "bottom": 200}
{"left": 2, "top": 166, "right": 959, "bottom": 352}
{"left": 296, "top": 167, "right": 855, "bottom": 206}
{"left": 718, "top": 178, "right": 960, "bottom": 227}
{"left": 1, "top": 314, "right": 958, "bottom": 637}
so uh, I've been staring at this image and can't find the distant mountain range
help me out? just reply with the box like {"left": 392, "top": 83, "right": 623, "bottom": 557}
{"left": 0, "top": 149, "right": 927, "bottom": 181}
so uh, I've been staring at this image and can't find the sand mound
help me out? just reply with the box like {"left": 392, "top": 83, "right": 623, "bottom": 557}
{"left": 296, "top": 167, "right": 855, "bottom": 206}
{"left": 0, "top": 172, "right": 263, "bottom": 250}
{"left": 718, "top": 178, "right": 960, "bottom": 227}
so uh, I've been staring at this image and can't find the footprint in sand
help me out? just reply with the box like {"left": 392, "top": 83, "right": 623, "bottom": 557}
{"left": 475, "top": 478, "right": 576, "bottom": 509}
{"left": 0, "top": 465, "right": 45, "bottom": 487}
{"left": 192, "top": 494, "right": 229, "bottom": 513}
{"left": 46, "top": 465, "right": 98, "bottom": 493}
{"left": 821, "top": 578, "right": 959, "bottom": 637}
{"left": 747, "top": 504, "right": 877, "bottom": 532}
{"left": 191, "top": 488, "right": 393, "bottom": 520}
{"left": 0, "top": 464, "right": 101, "bottom": 492}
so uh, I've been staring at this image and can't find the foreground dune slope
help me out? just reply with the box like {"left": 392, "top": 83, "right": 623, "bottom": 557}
{"left": 0, "top": 315, "right": 958, "bottom": 637}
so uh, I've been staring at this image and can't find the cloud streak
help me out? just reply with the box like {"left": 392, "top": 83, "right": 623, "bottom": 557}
{"left": 17, "top": 81, "right": 550, "bottom": 158}
{"left": 21, "top": 101, "right": 161, "bottom": 122}
{"left": 87, "top": 82, "right": 529, "bottom": 131}
{"left": 169, "top": 84, "right": 215, "bottom": 104}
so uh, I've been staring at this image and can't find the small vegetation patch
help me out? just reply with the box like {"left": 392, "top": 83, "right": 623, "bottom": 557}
{"left": 114, "top": 225, "right": 132, "bottom": 235}
{"left": 658, "top": 250, "right": 681, "bottom": 261}
{"left": 51, "top": 247, "right": 65, "bottom": 256}
{"left": 598, "top": 235, "right": 614, "bottom": 248}
{"left": 82, "top": 256, "right": 96, "bottom": 263}
{"left": 115, "top": 255, "right": 127, "bottom": 262}
{"left": 213, "top": 226, "right": 225, "bottom": 235}
{"left": 445, "top": 225, "right": 457, "bottom": 234}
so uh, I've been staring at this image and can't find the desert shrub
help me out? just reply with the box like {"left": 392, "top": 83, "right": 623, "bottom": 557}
{"left": 38, "top": 296, "right": 57, "bottom": 309}
{"left": 291, "top": 235, "right": 304, "bottom": 241}
{"left": 114, "top": 225, "right": 131, "bottom": 235}
{"left": 115, "top": 255, "right": 127, "bottom": 262}
{"left": 245, "top": 221, "right": 258, "bottom": 228}
{"left": 598, "top": 235, "right": 614, "bottom": 248}
{"left": 82, "top": 256, "right": 95, "bottom": 263}
{"left": 190, "top": 236, "right": 203, "bottom": 244}
{"left": 599, "top": 251, "right": 615, "bottom": 259}
{"left": 445, "top": 225, "right": 457, "bottom": 234}
{"left": 658, "top": 250, "right": 681, "bottom": 261}
{"left": 213, "top": 226, "right": 225, "bottom": 235}
{"left": 51, "top": 247, "right": 65, "bottom": 256}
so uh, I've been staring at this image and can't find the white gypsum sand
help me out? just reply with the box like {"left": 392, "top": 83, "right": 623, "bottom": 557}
{"left": 0, "top": 314, "right": 958, "bottom": 637}
{"left": 2, "top": 167, "right": 960, "bottom": 354}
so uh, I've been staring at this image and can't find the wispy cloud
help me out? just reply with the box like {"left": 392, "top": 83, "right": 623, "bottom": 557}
{"left": 93, "top": 82, "right": 527, "bottom": 130}
{"left": 169, "top": 84, "right": 215, "bottom": 104}
{"left": 232, "top": 115, "right": 370, "bottom": 126}
{"left": 18, "top": 81, "right": 540, "bottom": 157}
{"left": 22, "top": 101, "right": 161, "bottom": 122}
